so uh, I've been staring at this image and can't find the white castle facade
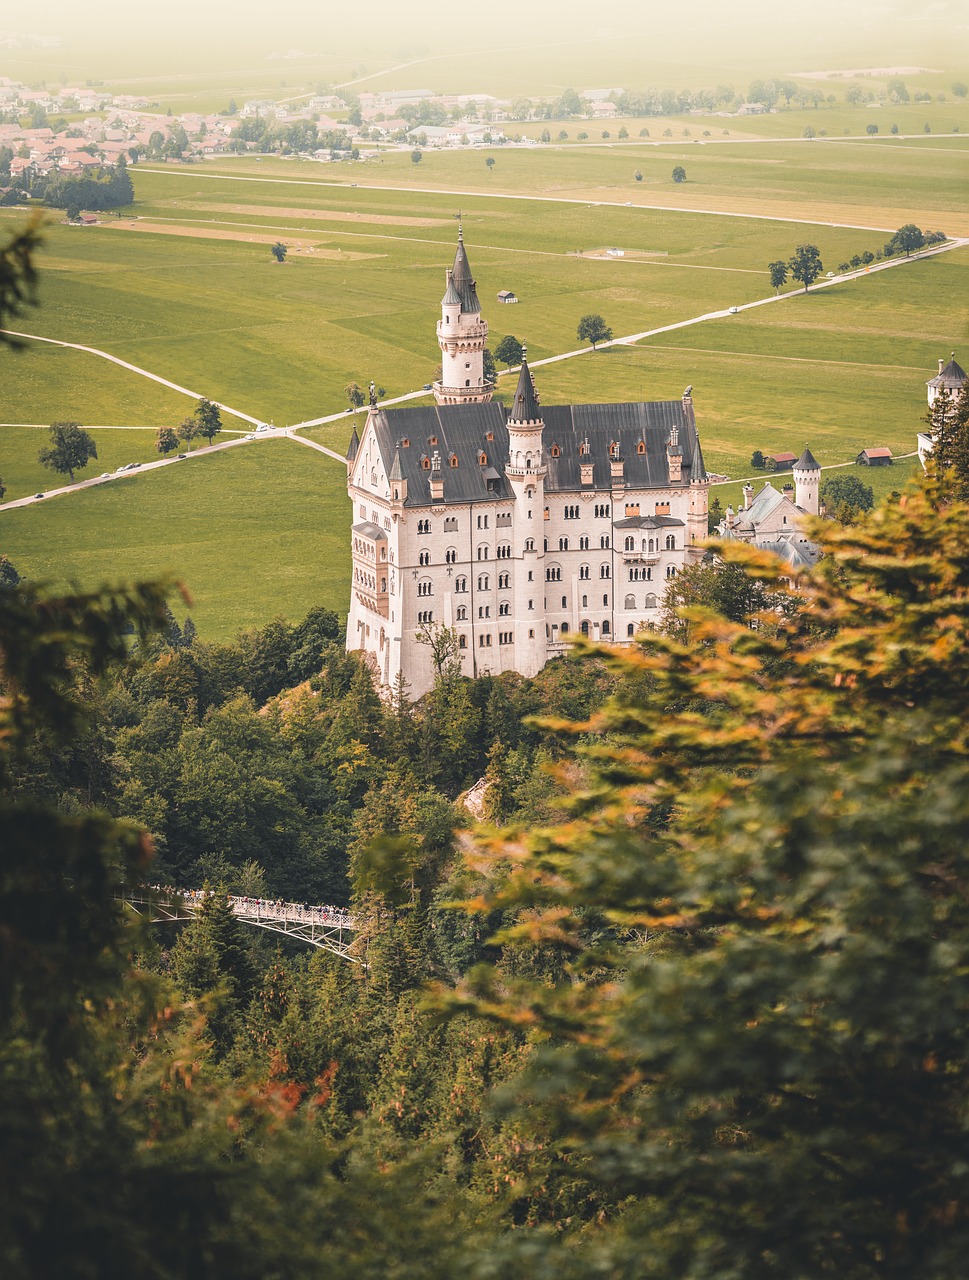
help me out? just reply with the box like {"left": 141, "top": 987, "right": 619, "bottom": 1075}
{"left": 345, "top": 232, "right": 711, "bottom": 699}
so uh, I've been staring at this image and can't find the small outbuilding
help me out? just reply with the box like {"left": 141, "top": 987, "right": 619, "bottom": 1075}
{"left": 856, "top": 447, "right": 894, "bottom": 466}
{"left": 497, "top": 289, "right": 518, "bottom": 304}
{"left": 765, "top": 451, "right": 798, "bottom": 472}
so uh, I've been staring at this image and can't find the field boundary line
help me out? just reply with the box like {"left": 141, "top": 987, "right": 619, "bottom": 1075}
{"left": 134, "top": 168, "right": 898, "bottom": 232}
{"left": 0, "top": 330, "right": 261, "bottom": 426}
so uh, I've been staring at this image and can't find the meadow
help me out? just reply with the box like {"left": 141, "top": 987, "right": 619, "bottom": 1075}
{"left": 1, "top": 126, "right": 964, "bottom": 636}
{"left": 0, "top": 440, "right": 350, "bottom": 639}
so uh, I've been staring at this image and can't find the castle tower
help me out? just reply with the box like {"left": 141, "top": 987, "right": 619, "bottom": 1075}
{"left": 793, "top": 446, "right": 821, "bottom": 516}
{"left": 504, "top": 350, "right": 546, "bottom": 679}
{"left": 926, "top": 352, "right": 967, "bottom": 409}
{"left": 434, "top": 227, "right": 492, "bottom": 406}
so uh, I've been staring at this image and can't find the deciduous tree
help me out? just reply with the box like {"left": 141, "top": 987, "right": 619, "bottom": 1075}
{"left": 38, "top": 421, "right": 97, "bottom": 483}
{"left": 788, "top": 242, "right": 823, "bottom": 290}
{"left": 194, "top": 397, "right": 223, "bottom": 445}
{"left": 494, "top": 335, "right": 524, "bottom": 368}
{"left": 671, "top": 165, "right": 686, "bottom": 182}
{"left": 576, "top": 314, "right": 612, "bottom": 350}
{"left": 768, "top": 260, "right": 788, "bottom": 291}
{"left": 156, "top": 426, "right": 179, "bottom": 456}
{"left": 270, "top": 241, "right": 287, "bottom": 262}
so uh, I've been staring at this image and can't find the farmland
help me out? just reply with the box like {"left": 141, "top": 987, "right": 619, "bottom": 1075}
{"left": 1, "top": 121, "right": 966, "bottom": 635}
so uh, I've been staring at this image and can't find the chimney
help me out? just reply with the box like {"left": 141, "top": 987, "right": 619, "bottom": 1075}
{"left": 725, "top": 504, "right": 736, "bottom": 530}
{"left": 742, "top": 482, "right": 754, "bottom": 510}
{"left": 940, "top": 358, "right": 945, "bottom": 374}
{"left": 580, "top": 460, "right": 594, "bottom": 487}
{"left": 667, "top": 425, "right": 682, "bottom": 483}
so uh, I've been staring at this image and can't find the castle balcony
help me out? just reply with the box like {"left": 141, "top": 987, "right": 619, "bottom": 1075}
{"left": 505, "top": 461, "right": 547, "bottom": 479}
{"left": 433, "top": 381, "right": 494, "bottom": 405}
{"left": 621, "top": 549, "right": 660, "bottom": 565}
{"left": 437, "top": 320, "right": 488, "bottom": 342}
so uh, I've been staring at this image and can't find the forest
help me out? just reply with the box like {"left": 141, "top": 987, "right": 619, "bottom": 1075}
{"left": 4, "top": 385, "right": 969, "bottom": 1276}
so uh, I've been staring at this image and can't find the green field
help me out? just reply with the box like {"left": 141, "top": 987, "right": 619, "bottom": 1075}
{"left": 0, "top": 440, "right": 349, "bottom": 638}
{"left": 2, "top": 112, "right": 966, "bottom": 638}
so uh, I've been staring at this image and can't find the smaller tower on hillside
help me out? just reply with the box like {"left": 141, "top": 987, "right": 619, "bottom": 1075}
{"left": 434, "top": 227, "right": 492, "bottom": 406}
{"left": 793, "top": 446, "right": 821, "bottom": 516}
{"left": 926, "top": 352, "right": 967, "bottom": 409}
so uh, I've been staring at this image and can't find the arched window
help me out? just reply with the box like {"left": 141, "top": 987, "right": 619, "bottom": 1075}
{"left": 666, "top": 564, "right": 677, "bottom": 579}
{"left": 445, "top": 547, "right": 457, "bottom": 564}
{"left": 609, "top": 441, "right": 620, "bottom": 458}
{"left": 624, "top": 536, "right": 634, "bottom": 551}
{"left": 545, "top": 565, "right": 562, "bottom": 582}
{"left": 624, "top": 594, "right": 636, "bottom": 609}
{"left": 455, "top": 576, "right": 467, "bottom": 593}
{"left": 600, "top": 535, "right": 611, "bottom": 548}
{"left": 477, "top": 545, "right": 489, "bottom": 560}
{"left": 645, "top": 593, "right": 657, "bottom": 609}
{"left": 559, "top": 537, "right": 569, "bottom": 551}
{"left": 580, "top": 620, "right": 590, "bottom": 636}
{"left": 458, "top": 635, "right": 467, "bottom": 648}
{"left": 478, "top": 574, "right": 490, "bottom": 591}
{"left": 627, "top": 623, "right": 635, "bottom": 637}
{"left": 600, "top": 564, "right": 611, "bottom": 579}
{"left": 602, "top": 621, "right": 610, "bottom": 635}
{"left": 561, "top": 622, "right": 569, "bottom": 634}
{"left": 419, "top": 550, "right": 430, "bottom": 566}
{"left": 457, "top": 606, "right": 468, "bottom": 621}
{"left": 417, "top": 578, "right": 433, "bottom": 597}
{"left": 497, "top": 543, "right": 511, "bottom": 559}
{"left": 498, "top": 572, "right": 510, "bottom": 589}
{"left": 478, "top": 451, "right": 487, "bottom": 465}
{"left": 637, "top": 440, "right": 646, "bottom": 455}
{"left": 666, "top": 534, "right": 676, "bottom": 550}
{"left": 579, "top": 564, "right": 590, "bottom": 580}
{"left": 417, "top": 519, "right": 430, "bottom": 534}
{"left": 449, "top": 453, "right": 458, "bottom": 468}
{"left": 550, "top": 443, "right": 560, "bottom": 458}
{"left": 499, "top": 601, "right": 510, "bottom": 616}
{"left": 421, "top": 456, "right": 430, "bottom": 470}
{"left": 524, "top": 538, "right": 535, "bottom": 552}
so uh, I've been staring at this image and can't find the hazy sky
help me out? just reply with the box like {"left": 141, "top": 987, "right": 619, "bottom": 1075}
{"left": 4, "top": 0, "right": 967, "bottom": 87}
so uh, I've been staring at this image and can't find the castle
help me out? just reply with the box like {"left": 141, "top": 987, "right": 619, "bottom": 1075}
{"left": 716, "top": 448, "right": 823, "bottom": 571}
{"left": 345, "top": 231, "right": 710, "bottom": 699}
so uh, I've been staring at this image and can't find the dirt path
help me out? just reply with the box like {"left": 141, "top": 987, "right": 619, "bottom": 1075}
{"left": 0, "top": 329, "right": 261, "bottom": 425}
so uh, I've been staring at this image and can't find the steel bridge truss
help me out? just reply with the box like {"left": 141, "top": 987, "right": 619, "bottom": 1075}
{"left": 120, "top": 892, "right": 363, "bottom": 965}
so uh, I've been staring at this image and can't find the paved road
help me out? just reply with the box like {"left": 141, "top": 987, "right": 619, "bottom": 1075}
{"left": 2, "top": 236, "right": 963, "bottom": 510}
{"left": 288, "top": 237, "right": 969, "bottom": 432}
{"left": 0, "top": 431, "right": 280, "bottom": 511}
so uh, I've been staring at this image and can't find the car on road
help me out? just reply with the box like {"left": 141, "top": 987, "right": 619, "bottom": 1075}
{"left": 115, "top": 465, "right": 128, "bottom": 473}
{"left": 100, "top": 472, "right": 111, "bottom": 479}
{"left": 256, "top": 423, "right": 271, "bottom": 432}
{"left": 177, "top": 453, "right": 187, "bottom": 459}
{"left": 34, "top": 493, "right": 44, "bottom": 499}
{"left": 423, "top": 383, "right": 433, "bottom": 391}
{"left": 728, "top": 306, "right": 740, "bottom": 314}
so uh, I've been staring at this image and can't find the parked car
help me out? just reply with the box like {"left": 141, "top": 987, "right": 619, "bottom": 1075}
{"left": 728, "top": 306, "right": 740, "bottom": 314}
{"left": 34, "top": 492, "right": 44, "bottom": 499}
{"left": 177, "top": 453, "right": 187, "bottom": 459}
{"left": 423, "top": 383, "right": 433, "bottom": 391}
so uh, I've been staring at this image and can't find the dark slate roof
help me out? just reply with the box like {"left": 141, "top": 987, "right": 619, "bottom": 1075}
{"left": 509, "top": 355, "right": 541, "bottom": 423}
{"left": 795, "top": 446, "right": 820, "bottom": 470}
{"left": 450, "top": 231, "right": 481, "bottom": 314}
{"left": 542, "top": 400, "right": 702, "bottom": 493}
{"left": 927, "top": 355, "right": 967, "bottom": 388}
{"left": 369, "top": 397, "right": 705, "bottom": 506}
{"left": 353, "top": 521, "right": 384, "bottom": 540}
{"left": 371, "top": 402, "right": 512, "bottom": 506}
{"left": 346, "top": 425, "right": 359, "bottom": 462}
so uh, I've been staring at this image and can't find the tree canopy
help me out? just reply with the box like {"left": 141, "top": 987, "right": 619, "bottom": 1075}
{"left": 37, "top": 421, "right": 98, "bottom": 483}
{"left": 789, "top": 242, "right": 823, "bottom": 290}
{"left": 494, "top": 335, "right": 524, "bottom": 368}
{"left": 576, "top": 314, "right": 613, "bottom": 349}
{"left": 441, "top": 475, "right": 969, "bottom": 1278}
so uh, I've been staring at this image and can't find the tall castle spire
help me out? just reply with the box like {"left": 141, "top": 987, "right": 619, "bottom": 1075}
{"left": 433, "top": 228, "right": 492, "bottom": 406}
{"left": 505, "top": 347, "right": 545, "bottom": 478}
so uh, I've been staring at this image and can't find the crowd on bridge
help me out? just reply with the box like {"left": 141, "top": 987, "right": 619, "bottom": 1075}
{"left": 138, "top": 885, "right": 355, "bottom": 930}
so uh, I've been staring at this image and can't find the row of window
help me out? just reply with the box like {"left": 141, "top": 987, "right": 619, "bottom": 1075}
{"left": 546, "top": 564, "right": 611, "bottom": 581}
{"left": 551, "top": 621, "right": 612, "bottom": 637}
{"left": 624, "top": 534, "right": 676, "bottom": 552}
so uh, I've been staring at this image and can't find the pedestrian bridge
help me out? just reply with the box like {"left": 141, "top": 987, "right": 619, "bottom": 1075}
{"left": 121, "top": 889, "right": 361, "bottom": 964}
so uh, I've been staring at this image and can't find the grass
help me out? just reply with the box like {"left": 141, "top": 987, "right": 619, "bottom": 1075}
{"left": 2, "top": 130, "right": 965, "bottom": 639}
{"left": 0, "top": 439, "right": 350, "bottom": 639}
